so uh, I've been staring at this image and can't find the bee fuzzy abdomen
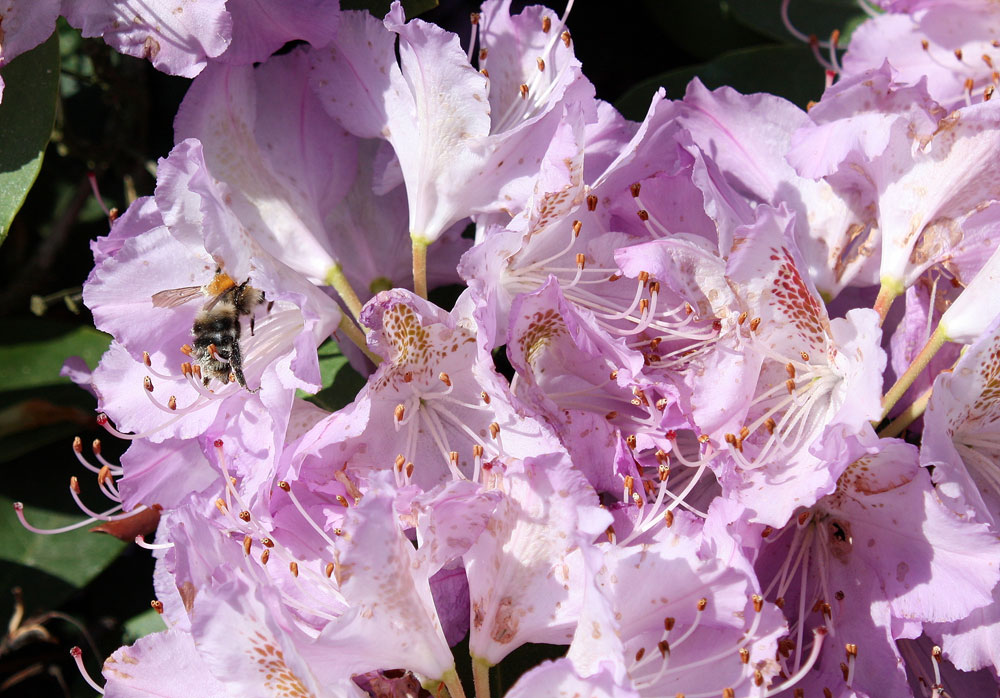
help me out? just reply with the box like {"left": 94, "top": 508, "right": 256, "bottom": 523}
{"left": 192, "top": 304, "right": 241, "bottom": 386}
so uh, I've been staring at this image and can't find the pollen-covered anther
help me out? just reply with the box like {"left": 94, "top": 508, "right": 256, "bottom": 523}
{"left": 394, "top": 403, "right": 406, "bottom": 422}
{"left": 609, "top": 369, "right": 619, "bottom": 381}
{"left": 150, "top": 599, "right": 164, "bottom": 614}
{"left": 921, "top": 38, "right": 930, "bottom": 50}
{"left": 541, "top": 15, "right": 551, "bottom": 32}
{"left": 180, "top": 362, "right": 192, "bottom": 378}
{"left": 438, "top": 372, "right": 452, "bottom": 387}
{"left": 97, "top": 466, "right": 112, "bottom": 486}
{"left": 260, "top": 549, "right": 270, "bottom": 565}
{"left": 739, "top": 426, "right": 749, "bottom": 440}
{"left": 575, "top": 253, "right": 586, "bottom": 270}
{"left": 785, "top": 378, "right": 796, "bottom": 394}
{"left": 723, "top": 688, "right": 735, "bottom": 698}
{"left": 725, "top": 433, "right": 737, "bottom": 447}
{"left": 955, "top": 48, "right": 964, "bottom": 61}
{"left": 605, "top": 525, "right": 616, "bottom": 543}
{"left": 480, "top": 68, "right": 489, "bottom": 78}
{"left": 626, "top": 434, "right": 637, "bottom": 449}
{"left": 395, "top": 454, "right": 406, "bottom": 472}
{"left": 752, "top": 594, "right": 763, "bottom": 612}
{"left": 638, "top": 298, "right": 649, "bottom": 314}
{"left": 180, "top": 344, "right": 193, "bottom": 356}
{"left": 144, "top": 376, "right": 154, "bottom": 392}
{"left": 243, "top": 535, "right": 252, "bottom": 555}
{"left": 480, "top": 391, "right": 491, "bottom": 404}
{"left": 192, "top": 364, "right": 202, "bottom": 381}
{"left": 737, "top": 311, "right": 748, "bottom": 325}
{"left": 664, "top": 509, "right": 674, "bottom": 527}
{"left": 697, "top": 597, "right": 707, "bottom": 611}
{"left": 261, "top": 537, "right": 274, "bottom": 548}
{"left": 965, "top": 77, "right": 975, "bottom": 93}
{"left": 587, "top": 193, "right": 598, "bottom": 211}
{"left": 277, "top": 480, "right": 290, "bottom": 492}
{"left": 739, "top": 648, "right": 750, "bottom": 664}
{"left": 985, "top": 85, "right": 995, "bottom": 101}
{"left": 561, "top": 30, "right": 571, "bottom": 47}
{"left": 325, "top": 562, "right": 335, "bottom": 578}
{"left": 749, "top": 317, "right": 761, "bottom": 332}
{"left": 215, "top": 498, "right": 227, "bottom": 513}
{"left": 336, "top": 495, "right": 349, "bottom": 507}
{"left": 786, "top": 362, "right": 797, "bottom": 379}
{"left": 239, "top": 510, "right": 251, "bottom": 522}
{"left": 658, "top": 464, "right": 669, "bottom": 482}
{"left": 72, "top": 436, "right": 83, "bottom": 454}
{"left": 624, "top": 475, "right": 635, "bottom": 497}
{"left": 655, "top": 398, "right": 668, "bottom": 411}
{"left": 489, "top": 422, "right": 501, "bottom": 439}
{"left": 536, "top": 57, "right": 545, "bottom": 71}
{"left": 142, "top": 351, "right": 151, "bottom": 367}
{"left": 69, "top": 476, "right": 80, "bottom": 494}
{"left": 572, "top": 220, "right": 582, "bottom": 236}
{"left": 289, "top": 561, "right": 299, "bottom": 578}
{"left": 519, "top": 83, "right": 529, "bottom": 99}
{"left": 753, "top": 670, "right": 764, "bottom": 687}
{"left": 405, "top": 462, "right": 414, "bottom": 478}
{"left": 764, "top": 417, "right": 777, "bottom": 434}
{"left": 697, "top": 434, "right": 710, "bottom": 444}
{"left": 167, "top": 396, "right": 177, "bottom": 410}
{"left": 449, "top": 451, "right": 459, "bottom": 466}
{"left": 479, "top": 47, "right": 488, "bottom": 60}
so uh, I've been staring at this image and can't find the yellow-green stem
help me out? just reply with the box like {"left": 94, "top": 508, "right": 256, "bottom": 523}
{"left": 325, "top": 263, "right": 364, "bottom": 323}
{"left": 336, "top": 315, "right": 381, "bottom": 366}
{"left": 441, "top": 668, "right": 467, "bottom": 698}
{"left": 881, "top": 325, "right": 946, "bottom": 421}
{"left": 879, "top": 384, "right": 933, "bottom": 438}
{"left": 873, "top": 281, "right": 901, "bottom": 326}
{"left": 412, "top": 237, "right": 429, "bottom": 299}
{"left": 472, "top": 656, "right": 491, "bottom": 698}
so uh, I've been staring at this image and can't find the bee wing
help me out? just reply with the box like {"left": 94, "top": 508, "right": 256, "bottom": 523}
{"left": 151, "top": 286, "right": 204, "bottom": 308}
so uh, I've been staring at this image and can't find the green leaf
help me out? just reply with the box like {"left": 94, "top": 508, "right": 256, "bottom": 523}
{"left": 0, "top": 32, "right": 61, "bottom": 245}
{"left": 301, "top": 338, "right": 366, "bottom": 413}
{"left": 0, "top": 317, "right": 109, "bottom": 395}
{"left": 340, "top": 0, "right": 438, "bottom": 17}
{"left": 122, "top": 606, "right": 167, "bottom": 644}
{"left": 728, "top": 0, "right": 869, "bottom": 45}
{"left": 642, "top": 0, "right": 770, "bottom": 61}
{"left": 616, "top": 44, "right": 826, "bottom": 120}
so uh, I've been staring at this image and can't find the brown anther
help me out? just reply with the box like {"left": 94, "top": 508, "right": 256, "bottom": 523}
{"left": 846, "top": 643, "right": 857, "bottom": 658}
{"left": 794, "top": 690, "right": 804, "bottom": 698}
{"left": 657, "top": 639, "right": 670, "bottom": 657}
{"left": 822, "top": 602, "right": 832, "bottom": 618}
{"left": 586, "top": 193, "right": 597, "bottom": 211}
{"left": 840, "top": 663, "right": 850, "bottom": 682}
{"left": 481, "top": 391, "right": 491, "bottom": 404}
{"left": 965, "top": 77, "right": 975, "bottom": 93}
{"left": 192, "top": 364, "right": 202, "bottom": 380}
{"left": 449, "top": 451, "right": 459, "bottom": 466}
{"left": 405, "top": 462, "right": 414, "bottom": 478}
{"left": 753, "top": 670, "right": 764, "bottom": 687}
{"left": 761, "top": 525, "right": 774, "bottom": 539}
{"left": 629, "top": 182, "right": 641, "bottom": 198}
{"left": 73, "top": 436, "right": 83, "bottom": 454}
{"left": 470, "top": 12, "right": 480, "bottom": 24}
{"left": 637, "top": 209, "right": 649, "bottom": 221}
{"left": 984, "top": 54, "right": 994, "bottom": 69}
{"left": 277, "top": 480, "right": 290, "bottom": 492}
{"left": 228, "top": 371, "right": 237, "bottom": 383}
{"left": 655, "top": 398, "right": 668, "bottom": 411}
{"left": 536, "top": 57, "right": 545, "bottom": 71}
{"left": 752, "top": 594, "right": 763, "bottom": 612}
{"left": 572, "top": 219, "right": 582, "bottom": 236}
{"left": 696, "top": 598, "right": 707, "bottom": 611}
{"left": 325, "top": 562, "right": 335, "bottom": 578}
{"left": 70, "top": 476, "right": 80, "bottom": 494}
{"left": 260, "top": 549, "right": 270, "bottom": 565}
{"left": 143, "top": 351, "right": 151, "bottom": 367}
{"left": 98, "top": 466, "right": 112, "bottom": 486}
{"left": 180, "top": 344, "right": 193, "bottom": 356}
{"left": 739, "top": 426, "right": 749, "bottom": 440}
{"left": 739, "top": 647, "right": 750, "bottom": 664}
{"left": 403, "top": 371, "right": 413, "bottom": 383}
{"left": 479, "top": 48, "right": 488, "bottom": 61}
{"left": 664, "top": 509, "right": 674, "bottom": 527}
{"left": 608, "top": 273, "right": 621, "bottom": 282}
{"left": 289, "top": 561, "right": 299, "bottom": 578}
{"left": 955, "top": 48, "right": 964, "bottom": 61}
{"left": 932, "top": 645, "right": 942, "bottom": 661}
{"left": 638, "top": 271, "right": 650, "bottom": 284}
{"left": 167, "top": 395, "right": 177, "bottom": 410}
{"left": 658, "top": 464, "right": 670, "bottom": 483}
{"left": 786, "top": 362, "right": 796, "bottom": 379}
{"left": 609, "top": 369, "right": 618, "bottom": 381}
{"left": 738, "top": 311, "right": 748, "bottom": 325}
{"left": 489, "top": 422, "right": 500, "bottom": 439}
{"left": 480, "top": 68, "right": 489, "bottom": 78}
{"left": 797, "top": 511, "right": 811, "bottom": 526}
{"left": 764, "top": 417, "right": 776, "bottom": 434}
{"left": 664, "top": 617, "right": 675, "bottom": 631}
{"left": 648, "top": 281, "right": 660, "bottom": 295}
{"left": 624, "top": 475, "right": 635, "bottom": 496}
{"left": 438, "top": 372, "right": 452, "bottom": 387}
{"left": 723, "top": 689, "right": 735, "bottom": 698}
{"left": 394, "top": 404, "right": 406, "bottom": 422}
{"left": 830, "top": 28, "right": 840, "bottom": 46}
{"left": 625, "top": 434, "right": 637, "bottom": 449}
{"left": 634, "top": 647, "right": 645, "bottom": 662}
{"left": 800, "top": 351, "right": 810, "bottom": 361}
{"left": 91, "top": 439, "right": 102, "bottom": 456}
{"left": 749, "top": 317, "right": 761, "bottom": 332}
{"left": 149, "top": 599, "right": 164, "bottom": 614}
{"left": 921, "top": 39, "right": 930, "bottom": 50}
{"left": 181, "top": 362, "right": 193, "bottom": 377}
{"left": 986, "top": 85, "right": 996, "bottom": 101}
{"left": 724, "top": 433, "right": 737, "bottom": 446}
{"left": 473, "top": 444, "right": 484, "bottom": 458}
{"left": 576, "top": 252, "right": 586, "bottom": 269}
{"left": 395, "top": 454, "right": 405, "bottom": 472}
{"left": 519, "top": 83, "right": 529, "bottom": 99}
{"left": 697, "top": 434, "right": 710, "bottom": 444}
{"left": 835, "top": 590, "right": 845, "bottom": 600}
{"left": 336, "top": 495, "right": 349, "bottom": 507}
{"left": 785, "top": 378, "right": 796, "bottom": 394}
{"left": 605, "top": 525, "right": 616, "bottom": 543}
{"left": 605, "top": 411, "right": 618, "bottom": 420}
{"left": 684, "top": 302, "right": 694, "bottom": 315}
{"left": 239, "top": 510, "right": 251, "bottom": 522}
{"left": 144, "top": 376, "right": 154, "bottom": 392}
{"left": 638, "top": 298, "right": 649, "bottom": 314}
{"left": 541, "top": 15, "right": 551, "bottom": 32}
{"left": 215, "top": 498, "right": 227, "bottom": 513}
{"left": 994, "top": 39, "right": 1000, "bottom": 47}
{"left": 561, "top": 30, "right": 571, "bottom": 47}
{"left": 243, "top": 535, "right": 252, "bottom": 555}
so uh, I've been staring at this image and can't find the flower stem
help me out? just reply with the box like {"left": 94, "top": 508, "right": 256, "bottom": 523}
{"left": 881, "top": 325, "right": 946, "bottom": 420}
{"left": 472, "top": 656, "right": 491, "bottom": 698}
{"left": 873, "top": 281, "right": 901, "bottom": 325}
{"left": 412, "top": 237, "right": 429, "bottom": 299}
{"left": 325, "top": 263, "right": 364, "bottom": 322}
{"left": 441, "top": 668, "right": 467, "bottom": 698}
{"left": 336, "top": 315, "right": 381, "bottom": 365}
{"left": 879, "top": 384, "right": 933, "bottom": 438}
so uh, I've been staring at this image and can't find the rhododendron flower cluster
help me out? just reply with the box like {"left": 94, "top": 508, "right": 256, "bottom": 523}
{"left": 12, "top": 0, "right": 1000, "bottom": 697}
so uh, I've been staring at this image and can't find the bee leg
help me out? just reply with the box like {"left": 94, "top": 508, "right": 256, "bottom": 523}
{"left": 231, "top": 338, "right": 250, "bottom": 390}
{"left": 249, "top": 313, "right": 255, "bottom": 337}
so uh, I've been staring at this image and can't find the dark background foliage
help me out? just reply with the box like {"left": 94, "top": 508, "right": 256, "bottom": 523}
{"left": 0, "top": 1, "right": 863, "bottom": 694}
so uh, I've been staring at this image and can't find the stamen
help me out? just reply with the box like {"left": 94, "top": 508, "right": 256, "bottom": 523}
{"left": 70, "top": 647, "right": 105, "bottom": 694}
{"left": 135, "top": 534, "right": 173, "bottom": 550}
{"left": 14, "top": 501, "right": 122, "bottom": 535}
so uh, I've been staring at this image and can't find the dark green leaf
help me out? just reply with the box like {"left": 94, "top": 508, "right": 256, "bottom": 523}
{"left": 642, "top": 0, "right": 770, "bottom": 61}
{"left": 0, "top": 317, "right": 109, "bottom": 394}
{"left": 301, "top": 338, "right": 366, "bottom": 413}
{"left": 341, "top": 0, "right": 438, "bottom": 17}
{"left": 0, "top": 32, "right": 61, "bottom": 245}
{"left": 122, "top": 607, "right": 167, "bottom": 644}
{"left": 616, "top": 44, "right": 826, "bottom": 120}
{"left": 728, "top": 0, "right": 870, "bottom": 45}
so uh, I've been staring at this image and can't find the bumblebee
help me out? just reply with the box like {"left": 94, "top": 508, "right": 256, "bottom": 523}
{"left": 152, "top": 270, "right": 266, "bottom": 390}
